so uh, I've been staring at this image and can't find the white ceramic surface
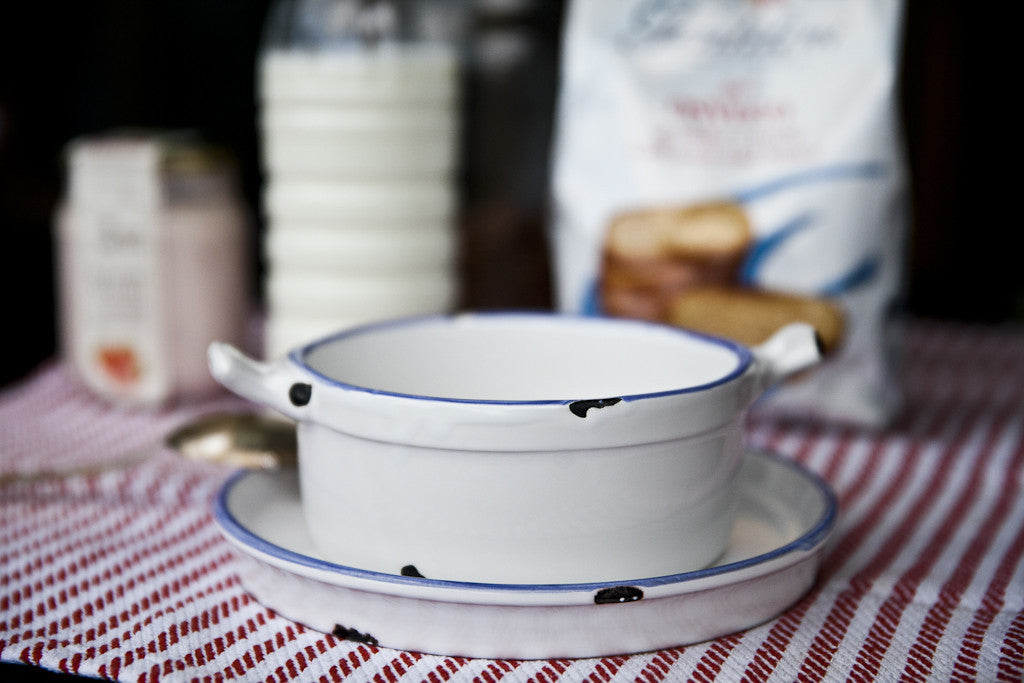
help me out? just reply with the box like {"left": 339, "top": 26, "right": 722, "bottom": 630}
{"left": 259, "top": 48, "right": 460, "bottom": 106}
{"left": 265, "top": 269, "right": 458, "bottom": 315}
{"left": 262, "top": 273, "right": 461, "bottom": 359}
{"left": 215, "top": 449, "right": 837, "bottom": 659}
{"left": 263, "top": 314, "right": 389, "bottom": 364}
{"left": 265, "top": 223, "right": 457, "bottom": 271}
{"left": 260, "top": 104, "right": 459, "bottom": 177}
{"left": 208, "top": 312, "right": 822, "bottom": 583}
{"left": 264, "top": 177, "right": 456, "bottom": 224}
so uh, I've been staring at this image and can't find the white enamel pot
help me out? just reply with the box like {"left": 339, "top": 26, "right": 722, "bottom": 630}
{"left": 208, "top": 312, "right": 821, "bottom": 584}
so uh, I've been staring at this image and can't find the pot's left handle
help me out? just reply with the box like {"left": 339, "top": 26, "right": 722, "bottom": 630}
{"left": 208, "top": 342, "right": 310, "bottom": 421}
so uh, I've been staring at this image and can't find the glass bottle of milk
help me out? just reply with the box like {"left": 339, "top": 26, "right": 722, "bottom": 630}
{"left": 257, "top": 0, "right": 469, "bottom": 358}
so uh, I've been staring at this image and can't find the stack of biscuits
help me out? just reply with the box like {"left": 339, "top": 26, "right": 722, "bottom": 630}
{"left": 600, "top": 201, "right": 845, "bottom": 353}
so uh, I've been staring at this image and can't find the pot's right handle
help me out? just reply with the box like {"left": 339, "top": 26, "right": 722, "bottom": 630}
{"left": 207, "top": 342, "right": 310, "bottom": 421}
{"left": 749, "top": 322, "right": 824, "bottom": 395}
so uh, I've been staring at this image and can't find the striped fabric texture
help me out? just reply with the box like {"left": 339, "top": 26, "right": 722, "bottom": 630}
{"left": 2, "top": 319, "right": 1023, "bottom": 681}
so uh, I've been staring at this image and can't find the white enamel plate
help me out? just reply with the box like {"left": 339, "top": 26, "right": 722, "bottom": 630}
{"left": 214, "top": 449, "right": 836, "bottom": 659}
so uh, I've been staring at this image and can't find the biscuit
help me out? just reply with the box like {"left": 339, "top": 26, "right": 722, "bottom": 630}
{"left": 600, "top": 201, "right": 753, "bottom": 321}
{"left": 666, "top": 286, "right": 846, "bottom": 353}
{"left": 601, "top": 252, "right": 747, "bottom": 292}
{"left": 603, "top": 201, "right": 752, "bottom": 262}
{"left": 600, "top": 256, "right": 741, "bottom": 323}
{"left": 600, "top": 283, "right": 667, "bottom": 322}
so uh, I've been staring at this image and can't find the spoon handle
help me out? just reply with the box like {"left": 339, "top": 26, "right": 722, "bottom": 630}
{"left": 0, "top": 444, "right": 160, "bottom": 485}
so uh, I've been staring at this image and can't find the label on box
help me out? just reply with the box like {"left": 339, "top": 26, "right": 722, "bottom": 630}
{"left": 64, "top": 139, "right": 170, "bottom": 404}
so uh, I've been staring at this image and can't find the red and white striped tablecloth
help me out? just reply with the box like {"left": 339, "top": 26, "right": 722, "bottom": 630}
{"left": 2, "top": 319, "right": 1023, "bottom": 681}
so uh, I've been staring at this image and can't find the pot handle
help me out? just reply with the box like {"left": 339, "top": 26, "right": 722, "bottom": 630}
{"left": 749, "top": 322, "right": 824, "bottom": 394}
{"left": 207, "top": 342, "right": 309, "bottom": 421}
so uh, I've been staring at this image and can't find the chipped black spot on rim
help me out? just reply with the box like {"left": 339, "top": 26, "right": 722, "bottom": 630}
{"left": 569, "top": 397, "right": 622, "bottom": 418}
{"left": 332, "top": 624, "right": 379, "bottom": 646}
{"left": 400, "top": 564, "right": 424, "bottom": 578}
{"left": 813, "top": 330, "right": 827, "bottom": 356}
{"left": 289, "top": 382, "right": 312, "bottom": 406}
{"left": 594, "top": 585, "right": 644, "bottom": 604}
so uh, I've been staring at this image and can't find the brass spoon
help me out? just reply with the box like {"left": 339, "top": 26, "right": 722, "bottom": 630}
{"left": 1, "top": 412, "right": 296, "bottom": 484}
{"left": 166, "top": 412, "right": 297, "bottom": 469}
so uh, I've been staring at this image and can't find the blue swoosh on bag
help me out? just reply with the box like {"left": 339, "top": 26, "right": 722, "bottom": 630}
{"left": 739, "top": 212, "right": 814, "bottom": 286}
{"left": 733, "top": 162, "right": 888, "bottom": 204}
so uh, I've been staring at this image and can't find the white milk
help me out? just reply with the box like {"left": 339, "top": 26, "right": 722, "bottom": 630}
{"left": 258, "top": 44, "right": 463, "bottom": 357}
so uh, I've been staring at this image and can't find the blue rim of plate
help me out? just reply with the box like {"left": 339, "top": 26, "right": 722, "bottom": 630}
{"left": 213, "top": 450, "right": 837, "bottom": 595}
{"left": 287, "top": 311, "right": 755, "bottom": 407}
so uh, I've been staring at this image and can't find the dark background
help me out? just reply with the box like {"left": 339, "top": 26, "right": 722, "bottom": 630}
{"left": 0, "top": 1, "right": 1009, "bottom": 389}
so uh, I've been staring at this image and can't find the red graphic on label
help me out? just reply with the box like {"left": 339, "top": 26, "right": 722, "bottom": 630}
{"left": 97, "top": 345, "right": 141, "bottom": 385}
